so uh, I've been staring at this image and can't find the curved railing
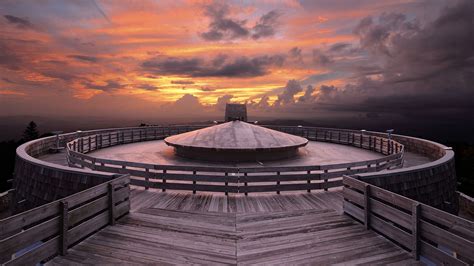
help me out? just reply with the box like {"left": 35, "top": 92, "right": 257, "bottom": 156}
{"left": 65, "top": 125, "right": 404, "bottom": 194}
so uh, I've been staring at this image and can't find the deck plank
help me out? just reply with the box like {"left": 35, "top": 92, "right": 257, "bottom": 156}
{"left": 47, "top": 189, "right": 420, "bottom": 265}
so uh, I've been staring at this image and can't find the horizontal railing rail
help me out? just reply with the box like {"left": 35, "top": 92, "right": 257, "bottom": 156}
{"left": 0, "top": 174, "right": 130, "bottom": 266}
{"left": 342, "top": 175, "right": 473, "bottom": 265}
{"left": 64, "top": 125, "right": 404, "bottom": 195}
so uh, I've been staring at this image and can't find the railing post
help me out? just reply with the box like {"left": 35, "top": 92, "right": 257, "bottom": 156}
{"left": 412, "top": 202, "right": 420, "bottom": 260}
{"left": 193, "top": 171, "right": 197, "bottom": 194}
{"left": 145, "top": 168, "right": 150, "bottom": 190}
{"left": 307, "top": 170, "right": 311, "bottom": 193}
{"left": 324, "top": 169, "right": 328, "bottom": 191}
{"left": 108, "top": 183, "right": 116, "bottom": 226}
{"left": 244, "top": 173, "right": 248, "bottom": 196}
{"left": 162, "top": 170, "right": 167, "bottom": 192}
{"left": 60, "top": 201, "right": 69, "bottom": 256}
{"left": 276, "top": 171, "right": 281, "bottom": 194}
{"left": 363, "top": 184, "right": 370, "bottom": 230}
{"left": 108, "top": 133, "right": 111, "bottom": 146}
{"left": 88, "top": 136, "right": 91, "bottom": 152}
{"left": 95, "top": 135, "right": 98, "bottom": 150}
{"left": 225, "top": 172, "right": 229, "bottom": 196}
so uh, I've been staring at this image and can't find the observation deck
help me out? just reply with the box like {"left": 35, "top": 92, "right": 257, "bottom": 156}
{"left": 1, "top": 124, "right": 471, "bottom": 265}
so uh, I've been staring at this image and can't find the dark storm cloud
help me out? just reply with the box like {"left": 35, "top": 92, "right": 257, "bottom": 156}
{"left": 200, "top": 3, "right": 249, "bottom": 41}
{"left": 0, "top": 42, "right": 22, "bottom": 70}
{"left": 354, "top": 12, "right": 419, "bottom": 56}
{"left": 142, "top": 54, "right": 285, "bottom": 78}
{"left": 289, "top": 47, "right": 302, "bottom": 58}
{"left": 329, "top": 42, "right": 351, "bottom": 53}
{"left": 251, "top": 10, "right": 281, "bottom": 39}
{"left": 257, "top": 0, "right": 474, "bottom": 123}
{"left": 4, "top": 15, "right": 34, "bottom": 29}
{"left": 68, "top": 55, "right": 100, "bottom": 63}
{"left": 298, "top": 85, "right": 315, "bottom": 102}
{"left": 200, "top": 3, "right": 281, "bottom": 41}
{"left": 312, "top": 49, "right": 332, "bottom": 66}
{"left": 274, "top": 79, "right": 303, "bottom": 106}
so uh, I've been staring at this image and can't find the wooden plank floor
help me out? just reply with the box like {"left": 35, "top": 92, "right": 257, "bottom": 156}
{"left": 48, "top": 188, "right": 421, "bottom": 265}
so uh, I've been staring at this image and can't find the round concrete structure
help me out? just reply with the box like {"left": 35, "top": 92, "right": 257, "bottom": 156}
{"left": 164, "top": 121, "right": 308, "bottom": 162}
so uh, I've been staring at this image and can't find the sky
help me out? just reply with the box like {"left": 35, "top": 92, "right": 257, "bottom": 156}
{"left": 0, "top": 0, "right": 473, "bottom": 125}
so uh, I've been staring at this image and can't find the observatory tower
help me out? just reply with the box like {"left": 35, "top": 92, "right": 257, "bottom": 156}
{"left": 225, "top": 103, "right": 247, "bottom": 122}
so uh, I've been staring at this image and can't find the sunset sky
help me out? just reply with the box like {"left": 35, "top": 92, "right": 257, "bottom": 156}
{"left": 0, "top": 0, "right": 472, "bottom": 122}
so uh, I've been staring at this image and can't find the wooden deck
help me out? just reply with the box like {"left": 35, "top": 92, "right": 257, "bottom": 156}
{"left": 48, "top": 188, "right": 420, "bottom": 265}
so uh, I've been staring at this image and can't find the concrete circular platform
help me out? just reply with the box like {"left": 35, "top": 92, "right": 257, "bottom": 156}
{"left": 88, "top": 140, "right": 384, "bottom": 167}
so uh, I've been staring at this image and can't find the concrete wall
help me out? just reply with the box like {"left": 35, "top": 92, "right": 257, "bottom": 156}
{"left": 356, "top": 132, "right": 457, "bottom": 214}
{"left": 13, "top": 133, "right": 118, "bottom": 213}
{"left": 458, "top": 192, "right": 474, "bottom": 219}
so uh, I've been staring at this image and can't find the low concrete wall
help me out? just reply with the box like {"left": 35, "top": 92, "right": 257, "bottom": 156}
{"left": 458, "top": 192, "right": 474, "bottom": 219}
{"left": 13, "top": 133, "right": 118, "bottom": 213}
{"left": 356, "top": 132, "right": 457, "bottom": 214}
{"left": 0, "top": 191, "right": 10, "bottom": 213}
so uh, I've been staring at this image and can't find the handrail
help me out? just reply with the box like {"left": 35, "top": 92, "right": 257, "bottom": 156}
{"left": 64, "top": 125, "right": 404, "bottom": 194}
{"left": 0, "top": 174, "right": 130, "bottom": 265}
{"left": 342, "top": 175, "right": 473, "bottom": 265}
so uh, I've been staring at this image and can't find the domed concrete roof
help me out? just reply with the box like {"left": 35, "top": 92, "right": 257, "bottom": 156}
{"left": 164, "top": 121, "right": 308, "bottom": 151}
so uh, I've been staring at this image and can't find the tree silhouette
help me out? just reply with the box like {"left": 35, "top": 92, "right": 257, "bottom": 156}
{"left": 22, "top": 121, "right": 39, "bottom": 142}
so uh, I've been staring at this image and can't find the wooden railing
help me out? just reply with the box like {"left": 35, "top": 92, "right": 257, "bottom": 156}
{"left": 64, "top": 126, "right": 404, "bottom": 194}
{"left": 342, "top": 175, "right": 473, "bottom": 265}
{"left": 0, "top": 174, "right": 130, "bottom": 265}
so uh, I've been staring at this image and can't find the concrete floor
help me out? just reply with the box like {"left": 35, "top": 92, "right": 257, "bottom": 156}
{"left": 88, "top": 140, "right": 385, "bottom": 167}
{"left": 40, "top": 140, "right": 432, "bottom": 168}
